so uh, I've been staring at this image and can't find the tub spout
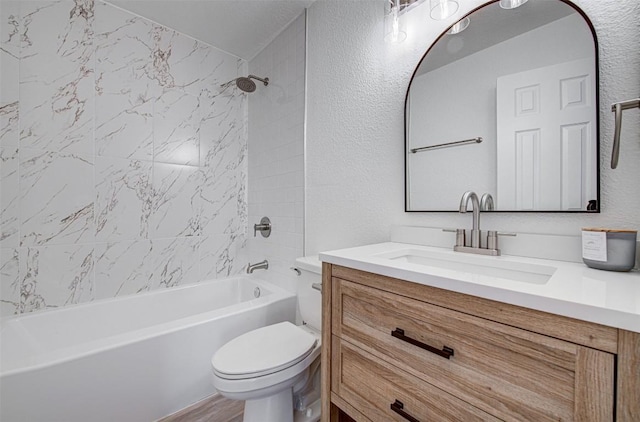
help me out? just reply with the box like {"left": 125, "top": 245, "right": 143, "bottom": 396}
{"left": 247, "top": 260, "right": 269, "bottom": 273}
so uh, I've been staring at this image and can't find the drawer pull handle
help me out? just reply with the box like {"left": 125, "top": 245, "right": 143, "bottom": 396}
{"left": 390, "top": 400, "right": 420, "bottom": 422}
{"left": 391, "top": 328, "right": 454, "bottom": 359}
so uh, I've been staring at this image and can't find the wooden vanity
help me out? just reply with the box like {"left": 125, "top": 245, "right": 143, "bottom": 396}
{"left": 321, "top": 263, "right": 640, "bottom": 422}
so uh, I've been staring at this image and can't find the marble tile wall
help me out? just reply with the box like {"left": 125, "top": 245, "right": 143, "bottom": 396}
{"left": 0, "top": 1, "right": 248, "bottom": 316}
{"left": 247, "top": 13, "right": 305, "bottom": 294}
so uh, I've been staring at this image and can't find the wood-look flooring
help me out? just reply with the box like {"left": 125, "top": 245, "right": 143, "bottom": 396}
{"left": 158, "top": 394, "right": 243, "bottom": 422}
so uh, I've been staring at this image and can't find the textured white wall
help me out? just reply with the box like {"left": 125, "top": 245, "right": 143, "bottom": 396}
{"left": 306, "top": 0, "right": 640, "bottom": 255}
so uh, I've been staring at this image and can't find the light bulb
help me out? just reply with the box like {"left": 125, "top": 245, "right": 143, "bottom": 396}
{"left": 430, "top": 0, "right": 459, "bottom": 21}
{"left": 447, "top": 17, "right": 469, "bottom": 34}
{"left": 499, "top": 0, "right": 529, "bottom": 9}
{"left": 384, "top": 0, "right": 407, "bottom": 43}
{"left": 392, "top": 8, "right": 400, "bottom": 40}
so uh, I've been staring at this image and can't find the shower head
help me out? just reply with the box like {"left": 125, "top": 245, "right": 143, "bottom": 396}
{"left": 236, "top": 77, "right": 257, "bottom": 93}
{"left": 221, "top": 75, "right": 269, "bottom": 93}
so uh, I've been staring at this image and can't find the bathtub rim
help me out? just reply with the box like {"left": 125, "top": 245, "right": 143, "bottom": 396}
{"left": 1, "top": 277, "right": 296, "bottom": 378}
{"left": 1, "top": 275, "right": 289, "bottom": 323}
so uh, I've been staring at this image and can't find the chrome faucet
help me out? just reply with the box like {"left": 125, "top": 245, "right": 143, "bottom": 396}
{"left": 448, "top": 191, "right": 516, "bottom": 256}
{"left": 459, "top": 191, "right": 481, "bottom": 248}
{"left": 247, "top": 260, "right": 269, "bottom": 274}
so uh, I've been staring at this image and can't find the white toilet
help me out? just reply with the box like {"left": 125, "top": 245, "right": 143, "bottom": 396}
{"left": 211, "top": 256, "right": 322, "bottom": 422}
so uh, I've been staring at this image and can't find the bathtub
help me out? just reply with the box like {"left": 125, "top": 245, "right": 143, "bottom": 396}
{"left": 0, "top": 276, "right": 296, "bottom": 422}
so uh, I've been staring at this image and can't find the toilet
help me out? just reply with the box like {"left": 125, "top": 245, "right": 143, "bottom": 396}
{"left": 211, "top": 256, "right": 322, "bottom": 422}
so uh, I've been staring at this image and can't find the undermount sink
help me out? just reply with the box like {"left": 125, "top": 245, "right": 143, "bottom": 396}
{"left": 374, "top": 249, "right": 556, "bottom": 284}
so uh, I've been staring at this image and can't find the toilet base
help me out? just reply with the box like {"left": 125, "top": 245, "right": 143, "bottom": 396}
{"left": 243, "top": 388, "right": 293, "bottom": 422}
{"left": 294, "top": 397, "right": 321, "bottom": 422}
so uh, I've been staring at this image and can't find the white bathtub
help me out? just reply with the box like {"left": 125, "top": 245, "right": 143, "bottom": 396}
{"left": 0, "top": 276, "right": 296, "bottom": 422}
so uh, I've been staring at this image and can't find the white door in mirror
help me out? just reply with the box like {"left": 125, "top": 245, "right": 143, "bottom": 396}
{"left": 496, "top": 58, "right": 596, "bottom": 210}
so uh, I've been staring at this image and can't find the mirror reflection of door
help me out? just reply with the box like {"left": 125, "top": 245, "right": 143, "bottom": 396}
{"left": 496, "top": 58, "right": 597, "bottom": 210}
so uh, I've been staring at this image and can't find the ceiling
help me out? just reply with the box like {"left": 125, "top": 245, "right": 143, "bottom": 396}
{"left": 108, "top": 0, "right": 315, "bottom": 60}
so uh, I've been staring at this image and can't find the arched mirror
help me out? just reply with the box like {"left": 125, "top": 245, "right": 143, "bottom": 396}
{"left": 405, "top": 0, "right": 599, "bottom": 212}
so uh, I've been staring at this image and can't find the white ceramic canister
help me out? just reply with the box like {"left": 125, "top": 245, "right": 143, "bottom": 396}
{"left": 582, "top": 228, "right": 637, "bottom": 271}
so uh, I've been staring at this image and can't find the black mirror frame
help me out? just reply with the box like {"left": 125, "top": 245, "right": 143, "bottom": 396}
{"left": 404, "top": 0, "right": 601, "bottom": 213}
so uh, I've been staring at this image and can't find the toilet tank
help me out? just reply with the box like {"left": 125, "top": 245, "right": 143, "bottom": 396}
{"left": 295, "top": 256, "right": 322, "bottom": 331}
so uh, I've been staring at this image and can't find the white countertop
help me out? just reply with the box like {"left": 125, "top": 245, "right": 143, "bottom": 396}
{"left": 319, "top": 242, "right": 640, "bottom": 333}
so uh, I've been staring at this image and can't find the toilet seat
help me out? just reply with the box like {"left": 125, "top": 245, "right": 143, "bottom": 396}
{"left": 212, "top": 322, "right": 317, "bottom": 380}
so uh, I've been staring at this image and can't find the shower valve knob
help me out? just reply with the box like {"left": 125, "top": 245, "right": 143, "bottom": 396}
{"left": 254, "top": 217, "right": 272, "bottom": 238}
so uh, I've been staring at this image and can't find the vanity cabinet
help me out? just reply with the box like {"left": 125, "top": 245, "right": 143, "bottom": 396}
{"left": 321, "top": 264, "right": 640, "bottom": 422}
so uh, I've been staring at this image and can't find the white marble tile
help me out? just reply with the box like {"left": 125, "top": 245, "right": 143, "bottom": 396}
{"left": 1, "top": 146, "right": 20, "bottom": 247}
{"left": 0, "top": 1, "right": 20, "bottom": 61}
{"left": 0, "top": 247, "right": 20, "bottom": 316}
{"left": 199, "top": 80, "right": 247, "bottom": 237}
{"left": 95, "top": 156, "right": 154, "bottom": 241}
{"left": 0, "top": 1, "right": 20, "bottom": 148}
{"left": 0, "top": 100, "right": 19, "bottom": 148}
{"left": 169, "top": 33, "right": 238, "bottom": 97}
{"left": 153, "top": 237, "right": 200, "bottom": 289}
{"left": 20, "top": 148, "right": 94, "bottom": 246}
{"left": 201, "top": 154, "right": 247, "bottom": 237}
{"left": 151, "top": 162, "right": 203, "bottom": 238}
{"left": 0, "top": 0, "right": 252, "bottom": 311}
{"left": 237, "top": 169, "right": 249, "bottom": 235}
{"left": 154, "top": 89, "right": 200, "bottom": 165}
{"left": 94, "top": 239, "right": 154, "bottom": 298}
{"left": 200, "top": 85, "right": 247, "bottom": 169}
{"left": 148, "top": 22, "right": 177, "bottom": 89}
{"left": 19, "top": 0, "right": 94, "bottom": 155}
{"left": 95, "top": 237, "right": 201, "bottom": 297}
{"left": 161, "top": 29, "right": 199, "bottom": 94}
{"left": 94, "top": 2, "right": 158, "bottom": 160}
{"left": 19, "top": 244, "right": 94, "bottom": 312}
{"left": 200, "top": 234, "right": 246, "bottom": 280}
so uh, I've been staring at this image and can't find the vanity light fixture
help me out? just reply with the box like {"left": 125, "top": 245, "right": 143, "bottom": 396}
{"left": 385, "top": 0, "right": 461, "bottom": 43}
{"left": 499, "top": 0, "right": 529, "bottom": 9}
{"left": 430, "top": 0, "right": 459, "bottom": 20}
{"left": 447, "top": 17, "right": 470, "bottom": 34}
{"left": 384, "top": 0, "right": 408, "bottom": 43}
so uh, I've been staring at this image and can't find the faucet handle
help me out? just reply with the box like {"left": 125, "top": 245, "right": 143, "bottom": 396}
{"left": 486, "top": 231, "right": 517, "bottom": 236}
{"left": 487, "top": 231, "right": 517, "bottom": 252}
{"left": 442, "top": 228, "right": 466, "bottom": 247}
{"left": 253, "top": 216, "right": 271, "bottom": 237}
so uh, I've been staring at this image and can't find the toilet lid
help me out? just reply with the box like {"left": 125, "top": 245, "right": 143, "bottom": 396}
{"left": 212, "top": 322, "right": 318, "bottom": 379}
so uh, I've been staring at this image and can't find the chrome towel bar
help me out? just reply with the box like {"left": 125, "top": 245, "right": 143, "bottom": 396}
{"left": 611, "top": 98, "right": 640, "bottom": 169}
{"left": 410, "top": 137, "right": 482, "bottom": 154}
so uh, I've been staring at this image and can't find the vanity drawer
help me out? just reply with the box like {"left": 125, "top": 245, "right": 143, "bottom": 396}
{"left": 332, "top": 278, "right": 614, "bottom": 422}
{"left": 332, "top": 336, "right": 499, "bottom": 422}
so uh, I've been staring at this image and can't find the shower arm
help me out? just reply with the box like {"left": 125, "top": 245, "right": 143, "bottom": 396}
{"left": 248, "top": 75, "right": 269, "bottom": 86}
